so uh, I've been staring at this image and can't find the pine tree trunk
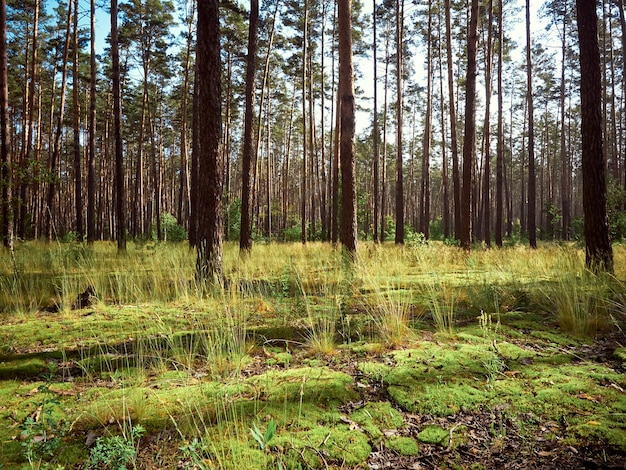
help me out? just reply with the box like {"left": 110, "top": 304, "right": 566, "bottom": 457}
{"left": 495, "top": 0, "right": 504, "bottom": 247}
{"left": 526, "top": 0, "right": 537, "bottom": 248}
{"left": 460, "top": 0, "right": 479, "bottom": 250}
{"left": 111, "top": 0, "right": 125, "bottom": 251}
{"left": 240, "top": 0, "right": 259, "bottom": 255}
{"left": 576, "top": 0, "right": 613, "bottom": 273}
{"left": 73, "top": 0, "right": 82, "bottom": 239}
{"left": 195, "top": 0, "right": 223, "bottom": 284}
{"left": 338, "top": 0, "right": 357, "bottom": 257}
{"left": 0, "top": 0, "right": 12, "bottom": 248}
{"left": 395, "top": 0, "right": 405, "bottom": 245}
{"left": 87, "top": 0, "right": 97, "bottom": 244}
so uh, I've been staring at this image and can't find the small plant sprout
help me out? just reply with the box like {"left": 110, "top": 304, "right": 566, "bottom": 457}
{"left": 250, "top": 418, "right": 277, "bottom": 451}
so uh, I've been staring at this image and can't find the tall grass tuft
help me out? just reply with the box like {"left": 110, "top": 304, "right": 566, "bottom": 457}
{"left": 542, "top": 273, "right": 613, "bottom": 337}
{"left": 425, "top": 281, "right": 457, "bottom": 335}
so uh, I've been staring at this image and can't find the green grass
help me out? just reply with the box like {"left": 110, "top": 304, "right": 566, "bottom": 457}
{"left": 1, "top": 241, "right": 625, "bottom": 468}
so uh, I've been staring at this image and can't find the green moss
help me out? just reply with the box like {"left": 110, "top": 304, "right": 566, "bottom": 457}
{"left": 0, "top": 357, "right": 50, "bottom": 379}
{"left": 249, "top": 367, "right": 357, "bottom": 405}
{"left": 275, "top": 424, "right": 371, "bottom": 468}
{"left": 613, "top": 347, "right": 626, "bottom": 363}
{"left": 386, "top": 436, "right": 419, "bottom": 456}
{"left": 350, "top": 401, "right": 404, "bottom": 443}
{"left": 417, "top": 425, "right": 449, "bottom": 446}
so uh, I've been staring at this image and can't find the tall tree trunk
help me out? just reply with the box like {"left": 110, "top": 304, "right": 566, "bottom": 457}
{"left": 395, "top": 0, "right": 405, "bottom": 245}
{"left": 445, "top": 0, "right": 461, "bottom": 240}
{"left": 438, "top": 7, "right": 450, "bottom": 239}
{"left": 576, "top": 0, "right": 613, "bottom": 273}
{"left": 420, "top": 0, "right": 432, "bottom": 239}
{"left": 177, "top": 1, "right": 194, "bottom": 232}
{"left": 111, "top": 0, "right": 126, "bottom": 251}
{"left": 46, "top": 0, "right": 73, "bottom": 242}
{"left": 72, "top": 0, "right": 82, "bottom": 239}
{"left": 338, "top": 0, "right": 357, "bottom": 257}
{"left": 460, "top": 0, "right": 479, "bottom": 250}
{"left": 301, "top": 0, "right": 309, "bottom": 245}
{"left": 0, "top": 0, "right": 12, "bottom": 248}
{"left": 373, "top": 0, "right": 380, "bottom": 242}
{"left": 525, "top": 0, "right": 537, "bottom": 248}
{"left": 240, "top": 0, "right": 259, "bottom": 255}
{"left": 87, "top": 0, "right": 96, "bottom": 244}
{"left": 195, "top": 0, "right": 223, "bottom": 284}
{"left": 482, "top": 0, "right": 494, "bottom": 247}
{"left": 17, "top": 0, "right": 39, "bottom": 239}
{"left": 495, "top": 0, "right": 504, "bottom": 247}
{"left": 559, "top": 9, "right": 570, "bottom": 239}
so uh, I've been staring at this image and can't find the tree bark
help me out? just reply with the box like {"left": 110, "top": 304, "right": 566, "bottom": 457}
{"left": 372, "top": 0, "right": 380, "bottom": 243}
{"left": 0, "top": 0, "right": 12, "bottom": 248}
{"left": 240, "top": 0, "right": 259, "bottom": 255}
{"left": 495, "top": 0, "right": 504, "bottom": 247}
{"left": 445, "top": 0, "right": 461, "bottom": 240}
{"left": 338, "top": 0, "right": 357, "bottom": 257}
{"left": 195, "top": 0, "right": 224, "bottom": 284}
{"left": 73, "top": 0, "right": 82, "bottom": 239}
{"left": 576, "top": 0, "right": 613, "bottom": 273}
{"left": 525, "top": 0, "right": 537, "bottom": 248}
{"left": 46, "top": 0, "right": 73, "bottom": 242}
{"left": 111, "top": 0, "right": 126, "bottom": 251}
{"left": 395, "top": 0, "right": 405, "bottom": 245}
{"left": 87, "top": 0, "right": 97, "bottom": 244}
{"left": 460, "top": 0, "right": 479, "bottom": 250}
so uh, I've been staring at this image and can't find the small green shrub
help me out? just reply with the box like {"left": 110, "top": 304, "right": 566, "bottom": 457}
{"left": 85, "top": 425, "right": 145, "bottom": 470}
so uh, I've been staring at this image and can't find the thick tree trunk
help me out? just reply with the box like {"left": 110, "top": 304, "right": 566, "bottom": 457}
{"left": 195, "top": 0, "right": 223, "bottom": 284}
{"left": 338, "top": 0, "right": 357, "bottom": 257}
{"left": 460, "top": 0, "right": 479, "bottom": 250}
{"left": 576, "top": 0, "right": 613, "bottom": 273}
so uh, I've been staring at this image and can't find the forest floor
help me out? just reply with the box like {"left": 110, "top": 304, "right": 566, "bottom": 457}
{"left": 0, "top": 241, "right": 626, "bottom": 469}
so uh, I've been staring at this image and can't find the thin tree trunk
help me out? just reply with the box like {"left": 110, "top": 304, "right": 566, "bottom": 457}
{"left": 46, "top": 0, "right": 73, "bottom": 242}
{"left": 395, "top": 0, "right": 405, "bottom": 245}
{"left": 301, "top": 0, "right": 308, "bottom": 245}
{"left": 482, "top": 0, "right": 494, "bottom": 246}
{"left": 495, "top": 0, "right": 504, "bottom": 247}
{"left": 445, "top": 0, "right": 461, "bottom": 240}
{"left": 526, "top": 0, "right": 537, "bottom": 248}
{"left": 111, "top": 0, "right": 126, "bottom": 251}
{"left": 0, "top": 0, "right": 11, "bottom": 248}
{"left": 420, "top": 0, "right": 432, "bottom": 239}
{"left": 87, "top": 0, "right": 97, "bottom": 244}
{"left": 72, "top": 0, "right": 82, "bottom": 238}
{"left": 373, "top": 0, "right": 380, "bottom": 242}
{"left": 240, "top": 0, "right": 259, "bottom": 255}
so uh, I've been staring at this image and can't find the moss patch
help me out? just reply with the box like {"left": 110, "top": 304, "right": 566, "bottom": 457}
{"left": 417, "top": 425, "right": 450, "bottom": 446}
{"left": 386, "top": 436, "right": 420, "bottom": 456}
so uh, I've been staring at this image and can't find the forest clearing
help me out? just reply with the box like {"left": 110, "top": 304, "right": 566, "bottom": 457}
{"left": 0, "top": 241, "right": 625, "bottom": 469}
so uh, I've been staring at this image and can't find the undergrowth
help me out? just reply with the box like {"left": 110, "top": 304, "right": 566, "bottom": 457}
{"left": 0, "top": 241, "right": 625, "bottom": 468}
